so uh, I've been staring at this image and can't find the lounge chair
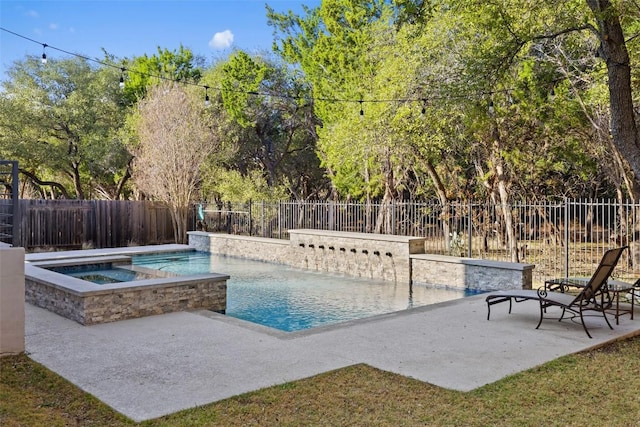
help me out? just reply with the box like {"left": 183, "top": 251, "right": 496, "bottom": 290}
{"left": 485, "top": 246, "right": 627, "bottom": 338}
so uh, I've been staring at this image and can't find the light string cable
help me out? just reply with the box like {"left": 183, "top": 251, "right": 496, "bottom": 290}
{"left": 1, "top": 26, "right": 518, "bottom": 111}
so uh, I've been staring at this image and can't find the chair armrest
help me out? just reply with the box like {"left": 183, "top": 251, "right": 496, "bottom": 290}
{"left": 544, "top": 277, "right": 589, "bottom": 293}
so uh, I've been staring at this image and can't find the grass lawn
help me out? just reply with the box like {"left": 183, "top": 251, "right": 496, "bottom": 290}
{"left": 1, "top": 335, "right": 639, "bottom": 426}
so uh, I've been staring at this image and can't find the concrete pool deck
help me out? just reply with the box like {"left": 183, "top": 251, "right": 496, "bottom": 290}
{"left": 25, "top": 294, "right": 640, "bottom": 422}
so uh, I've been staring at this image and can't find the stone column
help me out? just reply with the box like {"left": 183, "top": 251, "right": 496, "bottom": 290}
{"left": 0, "top": 244, "right": 25, "bottom": 356}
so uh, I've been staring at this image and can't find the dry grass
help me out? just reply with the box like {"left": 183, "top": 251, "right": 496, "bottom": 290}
{"left": 2, "top": 335, "right": 639, "bottom": 426}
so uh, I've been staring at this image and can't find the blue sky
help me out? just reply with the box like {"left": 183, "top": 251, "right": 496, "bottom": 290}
{"left": 0, "top": 0, "right": 320, "bottom": 79}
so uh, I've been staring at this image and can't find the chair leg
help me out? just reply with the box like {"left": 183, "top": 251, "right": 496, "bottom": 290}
{"left": 601, "top": 310, "right": 614, "bottom": 330}
{"left": 578, "top": 310, "right": 593, "bottom": 339}
{"left": 536, "top": 301, "right": 545, "bottom": 330}
{"left": 559, "top": 307, "right": 567, "bottom": 322}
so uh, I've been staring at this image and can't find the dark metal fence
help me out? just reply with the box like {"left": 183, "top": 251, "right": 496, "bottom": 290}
{"left": 195, "top": 199, "right": 640, "bottom": 285}
{"left": 0, "top": 160, "right": 19, "bottom": 246}
{"left": 9, "top": 196, "right": 640, "bottom": 285}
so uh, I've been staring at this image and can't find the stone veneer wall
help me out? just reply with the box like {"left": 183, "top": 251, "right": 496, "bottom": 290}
{"left": 189, "top": 231, "right": 291, "bottom": 264}
{"left": 411, "top": 254, "right": 534, "bottom": 291}
{"left": 189, "top": 230, "right": 534, "bottom": 290}
{"left": 287, "top": 229, "right": 426, "bottom": 283}
{"left": 25, "top": 273, "right": 227, "bottom": 325}
{"left": 189, "top": 230, "right": 427, "bottom": 283}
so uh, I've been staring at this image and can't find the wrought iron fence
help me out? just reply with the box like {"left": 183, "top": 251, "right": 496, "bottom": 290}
{"left": 0, "top": 160, "right": 19, "bottom": 246}
{"left": 194, "top": 199, "right": 640, "bottom": 286}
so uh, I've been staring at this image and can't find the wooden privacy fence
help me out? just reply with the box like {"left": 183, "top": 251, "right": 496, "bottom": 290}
{"left": 19, "top": 199, "right": 176, "bottom": 249}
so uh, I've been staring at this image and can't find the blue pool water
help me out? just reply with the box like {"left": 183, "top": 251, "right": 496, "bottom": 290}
{"left": 132, "top": 251, "right": 484, "bottom": 332}
{"left": 51, "top": 264, "right": 139, "bottom": 284}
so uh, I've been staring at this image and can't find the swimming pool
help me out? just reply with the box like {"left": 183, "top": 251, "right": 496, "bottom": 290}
{"left": 132, "top": 251, "right": 484, "bottom": 332}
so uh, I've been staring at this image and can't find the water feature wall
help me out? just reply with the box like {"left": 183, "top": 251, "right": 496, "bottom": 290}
{"left": 188, "top": 230, "right": 534, "bottom": 290}
{"left": 288, "top": 229, "right": 425, "bottom": 283}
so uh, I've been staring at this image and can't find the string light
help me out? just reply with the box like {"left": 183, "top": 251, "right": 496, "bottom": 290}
{"left": 421, "top": 98, "right": 426, "bottom": 115}
{"left": 1, "top": 26, "right": 518, "bottom": 116}
{"left": 488, "top": 100, "right": 495, "bottom": 116}
{"left": 204, "top": 85, "right": 210, "bottom": 107}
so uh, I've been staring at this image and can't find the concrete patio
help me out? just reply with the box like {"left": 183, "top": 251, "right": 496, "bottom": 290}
{"left": 25, "top": 293, "right": 640, "bottom": 422}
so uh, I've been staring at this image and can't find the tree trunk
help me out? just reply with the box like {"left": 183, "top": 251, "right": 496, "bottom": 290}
{"left": 423, "top": 160, "right": 452, "bottom": 251}
{"left": 586, "top": 0, "right": 640, "bottom": 199}
{"left": 70, "top": 162, "right": 84, "bottom": 199}
{"left": 490, "top": 119, "right": 519, "bottom": 262}
{"left": 113, "top": 161, "right": 132, "bottom": 200}
{"left": 168, "top": 204, "right": 189, "bottom": 244}
{"left": 494, "top": 158, "right": 519, "bottom": 262}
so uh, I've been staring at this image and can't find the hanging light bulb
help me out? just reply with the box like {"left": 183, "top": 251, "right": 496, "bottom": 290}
{"left": 41, "top": 44, "right": 48, "bottom": 64}
{"left": 119, "top": 68, "right": 126, "bottom": 89}
{"left": 488, "top": 100, "right": 495, "bottom": 116}
{"left": 421, "top": 99, "right": 426, "bottom": 115}
{"left": 359, "top": 99, "right": 364, "bottom": 118}
{"left": 549, "top": 88, "right": 555, "bottom": 100}
{"left": 204, "top": 86, "right": 210, "bottom": 107}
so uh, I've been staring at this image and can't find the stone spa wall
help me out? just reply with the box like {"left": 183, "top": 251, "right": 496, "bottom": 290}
{"left": 25, "top": 250, "right": 228, "bottom": 326}
{"left": 188, "top": 230, "right": 534, "bottom": 291}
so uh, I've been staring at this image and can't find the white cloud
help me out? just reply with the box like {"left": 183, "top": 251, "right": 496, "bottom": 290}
{"left": 49, "top": 23, "right": 59, "bottom": 30}
{"left": 209, "top": 30, "right": 234, "bottom": 50}
{"left": 26, "top": 10, "right": 39, "bottom": 18}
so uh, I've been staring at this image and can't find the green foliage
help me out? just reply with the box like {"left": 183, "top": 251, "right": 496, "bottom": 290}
{"left": 208, "top": 169, "right": 289, "bottom": 203}
{"left": 0, "top": 55, "right": 130, "bottom": 199}
{"left": 217, "top": 51, "right": 325, "bottom": 199}
{"left": 221, "top": 51, "right": 269, "bottom": 127}
{"left": 3, "top": 0, "right": 638, "bottom": 203}
{"left": 121, "top": 45, "right": 204, "bottom": 104}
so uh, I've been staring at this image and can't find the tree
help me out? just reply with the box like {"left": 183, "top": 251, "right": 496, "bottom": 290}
{"left": 132, "top": 82, "right": 223, "bottom": 243}
{"left": 0, "top": 56, "right": 130, "bottom": 199}
{"left": 121, "top": 45, "right": 205, "bottom": 105}
{"left": 220, "top": 51, "right": 325, "bottom": 199}
{"left": 585, "top": 0, "right": 640, "bottom": 198}
{"left": 268, "top": 0, "right": 396, "bottom": 202}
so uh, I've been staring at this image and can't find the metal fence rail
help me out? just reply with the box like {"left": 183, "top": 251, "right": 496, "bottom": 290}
{"left": 196, "top": 199, "right": 640, "bottom": 286}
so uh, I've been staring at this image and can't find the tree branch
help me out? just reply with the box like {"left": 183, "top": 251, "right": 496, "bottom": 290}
{"left": 19, "top": 169, "right": 70, "bottom": 199}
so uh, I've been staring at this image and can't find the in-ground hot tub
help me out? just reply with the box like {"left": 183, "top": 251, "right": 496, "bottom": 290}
{"left": 25, "top": 245, "right": 228, "bottom": 325}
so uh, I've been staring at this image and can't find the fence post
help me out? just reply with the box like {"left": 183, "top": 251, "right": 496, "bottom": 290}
{"left": 248, "top": 200, "right": 252, "bottom": 236}
{"left": 467, "top": 200, "right": 473, "bottom": 258}
{"left": 278, "top": 201, "right": 282, "bottom": 239}
{"left": 564, "top": 197, "right": 570, "bottom": 278}
{"left": 391, "top": 201, "right": 396, "bottom": 235}
{"left": 11, "top": 162, "right": 20, "bottom": 247}
{"left": 261, "top": 201, "right": 265, "bottom": 237}
{"left": 329, "top": 200, "right": 335, "bottom": 231}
